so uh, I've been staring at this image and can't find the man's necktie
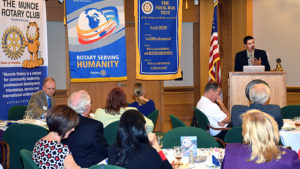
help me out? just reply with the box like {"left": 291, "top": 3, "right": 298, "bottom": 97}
{"left": 48, "top": 97, "right": 51, "bottom": 109}
{"left": 248, "top": 53, "right": 253, "bottom": 65}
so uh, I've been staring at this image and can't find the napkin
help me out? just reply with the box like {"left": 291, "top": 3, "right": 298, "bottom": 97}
{"left": 282, "top": 119, "right": 296, "bottom": 129}
{"left": 205, "top": 148, "right": 222, "bottom": 167}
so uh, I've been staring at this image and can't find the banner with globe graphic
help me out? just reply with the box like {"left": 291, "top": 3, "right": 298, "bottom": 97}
{"left": 66, "top": 0, "right": 127, "bottom": 82}
{"left": 0, "top": 0, "right": 48, "bottom": 120}
{"left": 135, "top": 0, "right": 182, "bottom": 80}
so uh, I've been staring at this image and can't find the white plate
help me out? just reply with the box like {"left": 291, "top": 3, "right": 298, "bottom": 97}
{"left": 281, "top": 127, "right": 296, "bottom": 131}
{"left": 0, "top": 123, "right": 7, "bottom": 127}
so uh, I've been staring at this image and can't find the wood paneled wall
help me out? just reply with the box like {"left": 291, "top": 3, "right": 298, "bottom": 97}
{"left": 219, "top": 0, "right": 232, "bottom": 105}
{"left": 231, "top": 0, "right": 253, "bottom": 68}
{"left": 287, "top": 93, "right": 300, "bottom": 105}
{"left": 198, "top": 0, "right": 213, "bottom": 95}
{"left": 287, "top": 87, "right": 300, "bottom": 105}
{"left": 163, "top": 87, "right": 194, "bottom": 132}
{"left": 46, "top": 1, "right": 64, "bottom": 21}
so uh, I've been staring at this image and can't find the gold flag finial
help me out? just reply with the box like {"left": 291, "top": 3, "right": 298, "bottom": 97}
{"left": 214, "top": 0, "right": 218, "bottom": 6}
{"left": 185, "top": 0, "right": 188, "bottom": 9}
{"left": 64, "top": 0, "right": 66, "bottom": 25}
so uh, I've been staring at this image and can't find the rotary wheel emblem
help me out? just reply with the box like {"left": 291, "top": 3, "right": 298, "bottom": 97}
{"left": 100, "top": 70, "right": 106, "bottom": 76}
{"left": 142, "top": 1, "right": 153, "bottom": 14}
{"left": 2, "top": 26, "right": 25, "bottom": 60}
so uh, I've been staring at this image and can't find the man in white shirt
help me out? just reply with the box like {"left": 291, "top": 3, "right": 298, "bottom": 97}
{"left": 196, "top": 82, "right": 231, "bottom": 140}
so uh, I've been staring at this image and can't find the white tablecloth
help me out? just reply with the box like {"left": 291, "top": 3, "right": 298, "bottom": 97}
{"left": 163, "top": 148, "right": 222, "bottom": 169}
{"left": 0, "top": 119, "right": 47, "bottom": 131}
{"left": 280, "top": 119, "right": 300, "bottom": 152}
{"left": 280, "top": 128, "right": 300, "bottom": 152}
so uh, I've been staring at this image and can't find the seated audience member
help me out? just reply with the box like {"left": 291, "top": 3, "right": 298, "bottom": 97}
{"left": 32, "top": 105, "right": 80, "bottom": 169}
{"left": 62, "top": 90, "right": 108, "bottom": 168}
{"left": 197, "top": 82, "right": 231, "bottom": 140}
{"left": 27, "top": 77, "right": 56, "bottom": 119}
{"left": 231, "top": 83, "right": 283, "bottom": 129}
{"left": 108, "top": 109, "right": 172, "bottom": 169}
{"left": 93, "top": 87, "right": 154, "bottom": 133}
{"left": 222, "top": 110, "right": 300, "bottom": 169}
{"left": 128, "top": 83, "right": 156, "bottom": 117}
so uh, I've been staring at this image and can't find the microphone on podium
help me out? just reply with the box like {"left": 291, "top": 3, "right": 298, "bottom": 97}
{"left": 275, "top": 58, "right": 283, "bottom": 71}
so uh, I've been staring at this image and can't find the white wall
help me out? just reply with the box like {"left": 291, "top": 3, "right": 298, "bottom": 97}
{"left": 164, "top": 22, "right": 194, "bottom": 87}
{"left": 253, "top": 0, "right": 300, "bottom": 86}
{"left": 47, "top": 22, "right": 67, "bottom": 89}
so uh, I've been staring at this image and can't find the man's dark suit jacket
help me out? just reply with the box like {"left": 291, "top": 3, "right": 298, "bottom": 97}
{"left": 234, "top": 49, "right": 270, "bottom": 71}
{"left": 62, "top": 115, "right": 108, "bottom": 168}
{"left": 231, "top": 103, "right": 283, "bottom": 129}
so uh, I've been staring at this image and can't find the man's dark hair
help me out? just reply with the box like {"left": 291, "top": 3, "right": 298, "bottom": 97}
{"left": 204, "top": 82, "right": 220, "bottom": 93}
{"left": 243, "top": 36, "right": 254, "bottom": 45}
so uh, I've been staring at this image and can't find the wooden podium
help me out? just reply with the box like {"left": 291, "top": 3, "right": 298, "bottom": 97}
{"left": 228, "top": 71, "right": 287, "bottom": 111}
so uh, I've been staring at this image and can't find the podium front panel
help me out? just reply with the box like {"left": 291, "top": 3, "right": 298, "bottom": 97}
{"left": 229, "top": 71, "right": 286, "bottom": 111}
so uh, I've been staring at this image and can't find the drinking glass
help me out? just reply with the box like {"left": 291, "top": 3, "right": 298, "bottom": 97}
{"left": 173, "top": 146, "right": 183, "bottom": 166}
{"left": 157, "top": 135, "right": 163, "bottom": 148}
{"left": 294, "top": 117, "right": 300, "bottom": 126}
{"left": 23, "top": 111, "right": 33, "bottom": 122}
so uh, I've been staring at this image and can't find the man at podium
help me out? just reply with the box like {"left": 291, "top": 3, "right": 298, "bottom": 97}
{"left": 234, "top": 36, "right": 270, "bottom": 71}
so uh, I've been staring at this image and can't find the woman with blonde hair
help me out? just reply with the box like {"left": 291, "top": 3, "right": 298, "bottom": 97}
{"left": 128, "top": 83, "right": 155, "bottom": 117}
{"left": 222, "top": 109, "right": 300, "bottom": 169}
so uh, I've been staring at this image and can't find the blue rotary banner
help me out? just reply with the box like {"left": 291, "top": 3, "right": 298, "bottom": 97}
{"left": 66, "top": 0, "right": 127, "bottom": 82}
{"left": 0, "top": 0, "right": 48, "bottom": 120}
{"left": 135, "top": 0, "right": 182, "bottom": 80}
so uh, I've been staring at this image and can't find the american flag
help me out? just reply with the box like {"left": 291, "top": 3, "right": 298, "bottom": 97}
{"left": 208, "top": 1, "right": 221, "bottom": 87}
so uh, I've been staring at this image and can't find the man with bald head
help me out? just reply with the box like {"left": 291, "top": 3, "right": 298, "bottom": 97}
{"left": 231, "top": 83, "right": 283, "bottom": 129}
{"left": 62, "top": 90, "right": 108, "bottom": 168}
{"left": 27, "top": 77, "right": 56, "bottom": 118}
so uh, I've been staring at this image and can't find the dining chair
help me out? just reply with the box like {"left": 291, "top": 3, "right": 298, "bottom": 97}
{"left": 8, "top": 105, "right": 27, "bottom": 121}
{"left": 20, "top": 149, "right": 39, "bottom": 169}
{"left": 162, "top": 127, "right": 219, "bottom": 149}
{"left": 193, "top": 107, "right": 231, "bottom": 131}
{"left": 0, "top": 141, "right": 9, "bottom": 169}
{"left": 224, "top": 126, "right": 243, "bottom": 144}
{"left": 104, "top": 121, "right": 119, "bottom": 145}
{"left": 147, "top": 109, "right": 159, "bottom": 126}
{"left": 2, "top": 124, "right": 48, "bottom": 169}
{"left": 280, "top": 105, "right": 300, "bottom": 119}
{"left": 89, "top": 164, "right": 125, "bottom": 169}
{"left": 170, "top": 115, "right": 186, "bottom": 128}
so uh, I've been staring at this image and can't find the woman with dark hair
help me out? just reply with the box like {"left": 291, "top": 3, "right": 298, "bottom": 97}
{"left": 108, "top": 109, "right": 172, "bottom": 169}
{"left": 128, "top": 83, "right": 156, "bottom": 116}
{"left": 32, "top": 105, "right": 81, "bottom": 169}
{"left": 93, "top": 87, "right": 153, "bottom": 132}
